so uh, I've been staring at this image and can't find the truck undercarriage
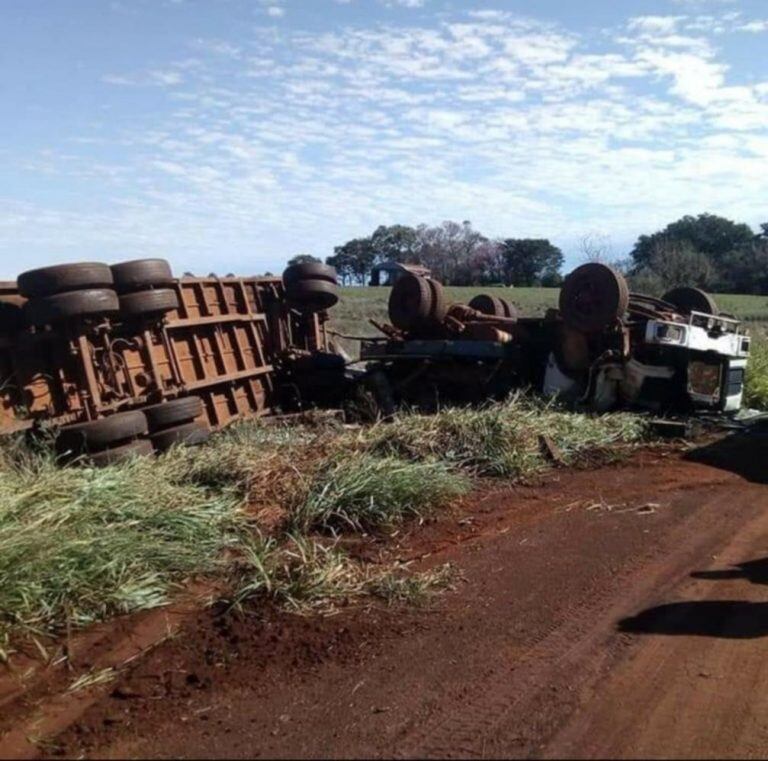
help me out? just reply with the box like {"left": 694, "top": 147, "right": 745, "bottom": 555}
{"left": 0, "top": 258, "right": 752, "bottom": 463}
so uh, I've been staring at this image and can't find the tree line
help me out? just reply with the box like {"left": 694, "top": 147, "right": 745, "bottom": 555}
{"left": 288, "top": 214, "right": 768, "bottom": 294}
{"left": 290, "top": 221, "right": 564, "bottom": 287}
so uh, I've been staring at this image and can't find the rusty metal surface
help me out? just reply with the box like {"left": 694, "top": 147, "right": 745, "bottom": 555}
{"left": 0, "top": 270, "right": 331, "bottom": 436}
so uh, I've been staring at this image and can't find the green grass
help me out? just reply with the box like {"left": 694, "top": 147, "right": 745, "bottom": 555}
{"left": 744, "top": 333, "right": 768, "bottom": 410}
{"left": 292, "top": 455, "right": 470, "bottom": 533}
{"left": 330, "top": 287, "right": 768, "bottom": 355}
{"left": 0, "top": 396, "right": 651, "bottom": 653}
{"left": 362, "top": 396, "right": 648, "bottom": 477}
{"left": 0, "top": 443, "right": 256, "bottom": 653}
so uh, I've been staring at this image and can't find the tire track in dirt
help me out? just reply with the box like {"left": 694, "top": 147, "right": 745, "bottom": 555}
{"left": 394, "top": 483, "right": 764, "bottom": 759}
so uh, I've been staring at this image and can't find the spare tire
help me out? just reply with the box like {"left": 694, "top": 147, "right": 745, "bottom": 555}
{"left": 85, "top": 439, "right": 155, "bottom": 468}
{"left": 18, "top": 263, "right": 113, "bottom": 299}
{"left": 662, "top": 287, "right": 718, "bottom": 316}
{"left": 119, "top": 289, "right": 180, "bottom": 317}
{"left": 559, "top": 263, "right": 629, "bottom": 333}
{"left": 388, "top": 273, "right": 433, "bottom": 331}
{"left": 469, "top": 294, "right": 506, "bottom": 317}
{"left": 24, "top": 289, "right": 120, "bottom": 326}
{"left": 111, "top": 259, "right": 175, "bottom": 293}
{"left": 151, "top": 421, "right": 211, "bottom": 453}
{"left": 285, "top": 279, "right": 339, "bottom": 312}
{"left": 142, "top": 396, "right": 203, "bottom": 432}
{"left": 283, "top": 263, "right": 338, "bottom": 288}
{"left": 57, "top": 410, "right": 148, "bottom": 454}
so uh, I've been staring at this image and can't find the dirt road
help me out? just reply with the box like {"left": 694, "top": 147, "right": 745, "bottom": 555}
{"left": 4, "top": 432, "right": 768, "bottom": 759}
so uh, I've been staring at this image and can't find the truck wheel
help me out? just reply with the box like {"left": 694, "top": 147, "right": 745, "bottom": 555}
{"left": 151, "top": 421, "right": 211, "bottom": 452}
{"left": 427, "top": 278, "right": 448, "bottom": 322}
{"left": 24, "top": 289, "right": 120, "bottom": 326}
{"left": 56, "top": 410, "right": 149, "bottom": 454}
{"left": 499, "top": 298, "right": 517, "bottom": 319}
{"left": 662, "top": 287, "right": 718, "bottom": 316}
{"left": 119, "top": 289, "right": 180, "bottom": 316}
{"left": 142, "top": 396, "right": 203, "bottom": 432}
{"left": 469, "top": 294, "right": 506, "bottom": 317}
{"left": 388, "top": 273, "right": 433, "bottom": 331}
{"left": 85, "top": 439, "right": 154, "bottom": 467}
{"left": 559, "top": 263, "right": 629, "bottom": 333}
{"left": 285, "top": 279, "right": 339, "bottom": 312}
{"left": 283, "top": 263, "right": 338, "bottom": 288}
{"left": 18, "top": 263, "right": 113, "bottom": 298}
{"left": 111, "top": 259, "right": 175, "bottom": 293}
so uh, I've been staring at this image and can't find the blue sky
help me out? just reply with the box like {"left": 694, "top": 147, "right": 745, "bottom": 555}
{"left": 2, "top": 0, "right": 768, "bottom": 277}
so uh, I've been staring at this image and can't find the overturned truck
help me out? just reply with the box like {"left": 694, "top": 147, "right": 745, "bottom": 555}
{"left": 356, "top": 264, "right": 751, "bottom": 417}
{"left": 0, "top": 258, "right": 751, "bottom": 463}
{"left": 0, "top": 259, "right": 340, "bottom": 463}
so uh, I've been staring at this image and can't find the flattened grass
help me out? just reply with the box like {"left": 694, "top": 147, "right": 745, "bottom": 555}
{"left": 0, "top": 446, "right": 254, "bottom": 650}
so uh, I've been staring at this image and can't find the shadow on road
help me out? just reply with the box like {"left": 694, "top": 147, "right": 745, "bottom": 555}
{"left": 691, "top": 556, "right": 768, "bottom": 586}
{"left": 619, "top": 556, "right": 768, "bottom": 639}
{"left": 618, "top": 600, "right": 768, "bottom": 639}
{"left": 684, "top": 430, "right": 768, "bottom": 484}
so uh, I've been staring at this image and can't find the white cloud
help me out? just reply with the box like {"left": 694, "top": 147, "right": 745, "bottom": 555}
{"left": 266, "top": 6, "right": 284, "bottom": 17}
{"left": 628, "top": 16, "right": 683, "bottom": 34}
{"left": 739, "top": 20, "right": 768, "bottom": 33}
{"left": 6, "top": 5, "right": 768, "bottom": 272}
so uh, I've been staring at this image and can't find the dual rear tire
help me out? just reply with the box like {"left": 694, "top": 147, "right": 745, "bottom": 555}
{"left": 388, "top": 273, "right": 447, "bottom": 333}
{"left": 142, "top": 396, "right": 210, "bottom": 453}
{"left": 56, "top": 410, "right": 150, "bottom": 466}
{"left": 282, "top": 263, "right": 340, "bottom": 312}
{"left": 56, "top": 395, "right": 209, "bottom": 466}
{"left": 111, "top": 259, "right": 179, "bottom": 318}
{"left": 17, "top": 259, "right": 178, "bottom": 327}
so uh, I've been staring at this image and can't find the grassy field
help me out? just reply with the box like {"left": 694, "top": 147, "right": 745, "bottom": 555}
{"left": 330, "top": 286, "right": 768, "bottom": 346}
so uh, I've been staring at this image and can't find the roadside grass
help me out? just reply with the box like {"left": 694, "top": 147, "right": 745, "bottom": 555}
{"left": 744, "top": 332, "right": 768, "bottom": 410}
{"left": 0, "top": 398, "right": 650, "bottom": 653}
{"left": 292, "top": 455, "right": 469, "bottom": 533}
{"left": 361, "top": 396, "right": 648, "bottom": 478}
{"left": 233, "top": 534, "right": 460, "bottom": 614}
{"left": 0, "top": 442, "right": 256, "bottom": 656}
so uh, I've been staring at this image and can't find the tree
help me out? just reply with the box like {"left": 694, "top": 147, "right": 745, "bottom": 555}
{"left": 326, "top": 238, "right": 375, "bottom": 285}
{"left": 645, "top": 239, "right": 713, "bottom": 290}
{"left": 416, "top": 220, "right": 489, "bottom": 284}
{"left": 579, "top": 233, "right": 613, "bottom": 264}
{"left": 630, "top": 214, "right": 754, "bottom": 278}
{"left": 287, "top": 254, "right": 321, "bottom": 266}
{"left": 499, "top": 239, "right": 564, "bottom": 286}
{"left": 716, "top": 239, "right": 768, "bottom": 294}
{"left": 369, "top": 225, "right": 420, "bottom": 263}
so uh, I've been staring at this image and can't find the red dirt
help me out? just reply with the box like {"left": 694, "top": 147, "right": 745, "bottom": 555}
{"left": 2, "top": 432, "right": 768, "bottom": 759}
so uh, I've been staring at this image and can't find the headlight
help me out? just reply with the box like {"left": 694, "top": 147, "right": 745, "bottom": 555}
{"left": 656, "top": 324, "right": 685, "bottom": 343}
{"left": 688, "top": 361, "right": 721, "bottom": 397}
